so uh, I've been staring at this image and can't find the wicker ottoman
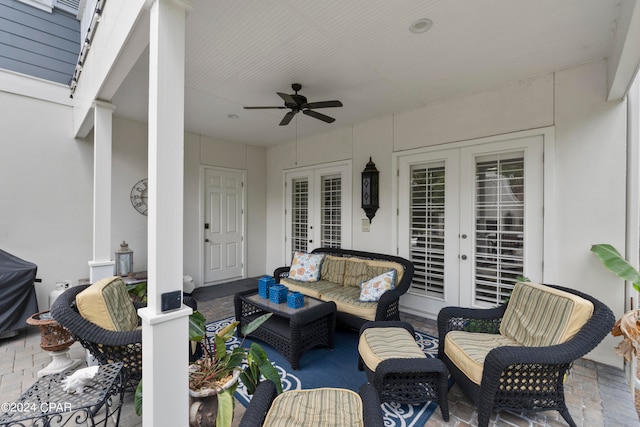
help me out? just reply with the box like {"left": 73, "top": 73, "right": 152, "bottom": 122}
{"left": 358, "top": 321, "right": 449, "bottom": 421}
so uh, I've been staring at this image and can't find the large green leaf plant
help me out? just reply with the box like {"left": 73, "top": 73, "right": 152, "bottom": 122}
{"left": 189, "top": 311, "right": 283, "bottom": 427}
{"left": 135, "top": 312, "right": 282, "bottom": 427}
{"left": 591, "top": 244, "right": 640, "bottom": 360}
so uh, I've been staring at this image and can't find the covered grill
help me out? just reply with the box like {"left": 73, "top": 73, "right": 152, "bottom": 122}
{"left": 0, "top": 249, "right": 38, "bottom": 335}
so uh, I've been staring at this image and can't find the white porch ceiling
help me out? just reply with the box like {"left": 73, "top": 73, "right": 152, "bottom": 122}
{"left": 110, "top": 0, "right": 624, "bottom": 147}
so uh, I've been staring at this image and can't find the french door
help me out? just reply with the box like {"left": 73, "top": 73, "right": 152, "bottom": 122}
{"left": 284, "top": 162, "right": 351, "bottom": 263}
{"left": 398, "top": 136, "right": 543, "bottom": 317}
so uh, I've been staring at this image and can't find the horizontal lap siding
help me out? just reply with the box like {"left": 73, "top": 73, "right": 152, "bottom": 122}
{"left": 0, "top": 0, "right": 79, "bottom": 84}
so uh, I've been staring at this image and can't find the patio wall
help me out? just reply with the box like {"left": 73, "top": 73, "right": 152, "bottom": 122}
{"left": 0, "top": 76, "right": 92, "bottom": 311}
{"left": 265, "top": 59, "right": 627, "bottom": 367}
{"left": 0, "top": 73, "right": 268, "bottom": 311}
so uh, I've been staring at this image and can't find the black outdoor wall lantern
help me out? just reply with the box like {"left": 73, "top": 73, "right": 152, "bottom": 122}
{"left": 361, "top": 157, "right": 379, "bottom": 223}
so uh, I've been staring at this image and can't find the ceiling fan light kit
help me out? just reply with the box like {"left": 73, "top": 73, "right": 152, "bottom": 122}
{"left": 244, "top": 83, "right": 343, "bottom": 126}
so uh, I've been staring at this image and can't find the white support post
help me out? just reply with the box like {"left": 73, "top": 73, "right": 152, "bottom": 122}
{"left": 138, "top": 1, "right": 193, "bottom": 426}
{"left": 89, "top": 100, "right": 116, "bottom": 283}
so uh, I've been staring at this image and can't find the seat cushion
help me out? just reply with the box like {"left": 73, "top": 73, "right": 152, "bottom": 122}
{"left": 499, "top": 282, "right": 594, "bottom": 347}
{"left": 358, "top": 327, "right": 426, "bottom": 371}
{"left": 75, "top": 276, "right": 138, "bottom": 331}
{"left": 444, "top": 331, "right": 521, "bottom": 385}
{"left": 264, "top": 388, "right": 364, "bottom": 427}
{"left": 280, "top": 278, "right": 342, "bottom": 299}
{"left": 320, "top": 287, "right": 378, "bottom": 321}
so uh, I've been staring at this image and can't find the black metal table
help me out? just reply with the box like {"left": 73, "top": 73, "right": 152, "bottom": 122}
{"left": 0, "top": 363, "right": 124, "bottom": 427}
{"left": 234, "top": 289, "right": 336, "bottom": 369}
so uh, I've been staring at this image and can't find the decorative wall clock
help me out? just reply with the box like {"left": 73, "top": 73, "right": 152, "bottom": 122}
{"left": 130, "top": 178, "right": 148, "bottom": 216}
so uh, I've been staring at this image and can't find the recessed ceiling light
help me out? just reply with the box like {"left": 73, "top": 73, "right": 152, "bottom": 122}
{"left": 227, "top": 114, "right": 239, "bottom": 119}
{"left": 409, "top": 18, "right": 433, "bottom": 34}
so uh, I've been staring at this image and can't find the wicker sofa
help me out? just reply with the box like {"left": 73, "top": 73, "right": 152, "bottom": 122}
{"left": 437, "top": 282, "right": 615, "bottom": 427}
{"left": 274, "top": 247, "right": 414, "bottom": 330}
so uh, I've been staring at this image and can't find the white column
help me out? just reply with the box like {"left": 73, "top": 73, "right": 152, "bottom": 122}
{"left": 138, "top": 1, "right": 193, "bottom": 426}
{"left": 89, "top": 100, "right": 116, "bottom": 283}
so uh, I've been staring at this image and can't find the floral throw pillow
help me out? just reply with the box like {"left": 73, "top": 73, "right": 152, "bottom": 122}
{"left": 358, "top": 270, "right": 397, "bottom": 302}
{"left": 288, "top": 252, "right": 325, "bottom": 282}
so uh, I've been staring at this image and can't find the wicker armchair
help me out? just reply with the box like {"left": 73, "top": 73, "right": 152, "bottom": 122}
{"left": 273, "top": 247, "right": 414, "bottom": 330}
{"left": 239, "top": 380, "right": 384, "bottom": 427}
{"left": 437, "top": 284, "right": 615, "bottom": 427}
{"left": 51, "top": 284, "right": 197, "bottom": 390}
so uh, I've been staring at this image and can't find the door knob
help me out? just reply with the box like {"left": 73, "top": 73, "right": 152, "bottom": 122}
{"left": 205, "top": 239, "right": 210, "bottom": 242}
{"left": 460, "top": 255, "right": 467, "bottom": 260}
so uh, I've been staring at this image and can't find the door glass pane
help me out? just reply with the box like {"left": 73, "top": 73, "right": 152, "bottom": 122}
{"left": 409, "top": 162, "right": 445, "bottom": 298}
{"left": 320, "top": 174, "right": 341, "bottom": 248}
{"left": 291, "top": 178, "right": 308, "bottom": 257}
{"left": 474, "top": 152, "right": 524, "bottom": 304}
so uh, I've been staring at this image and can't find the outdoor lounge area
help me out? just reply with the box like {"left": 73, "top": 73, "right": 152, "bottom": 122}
{"left": 1, "top": 288, "right": 639, "bottom": 426}
{"left": 5, "top": 0, "right": 640, "bottom": 425}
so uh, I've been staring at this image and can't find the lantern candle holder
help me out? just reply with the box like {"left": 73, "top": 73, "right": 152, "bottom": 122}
{"left": 115, "top": 241, "right": 133, "bottom": 277}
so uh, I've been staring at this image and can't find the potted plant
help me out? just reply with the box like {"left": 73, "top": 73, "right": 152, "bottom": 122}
{"left": 591, "top": 243, "right": 640, "bottom": 360}
{"left": 187, "top": 311, "right": 283, "bottom": 427}
{"left": 135, "top": 311, "right": 283, "bottom": 427}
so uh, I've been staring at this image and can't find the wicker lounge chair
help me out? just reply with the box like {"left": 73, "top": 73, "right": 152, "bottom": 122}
{"left": 239, "top": 380, "right": 384, "bottom": 427}
{"left": 51, "top": 283, "right": 197, "bottom": 390}
{"left": 437, "top": 283, "right": 615, "bottom": 427}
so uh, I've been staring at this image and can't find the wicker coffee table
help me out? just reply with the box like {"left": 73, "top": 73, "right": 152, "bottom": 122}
{"left": 234, "top": 289, "right": 337, "bottom": 369}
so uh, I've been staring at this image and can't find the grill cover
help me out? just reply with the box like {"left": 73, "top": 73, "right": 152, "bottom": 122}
{"left": 0, "top": 249, "right": 38, "bottom": 334}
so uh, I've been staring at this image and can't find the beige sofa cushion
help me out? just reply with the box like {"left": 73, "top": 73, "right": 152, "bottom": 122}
{"left": 75, "top": 276, "right": 138, "bottom": 331}
{"left": 364, "top": 259, "right": 405, "bottom": 284}
{"left": 264, "top": 388, "right": 364, "bottom": 427}
{"left": 358, "top": 327, "right": 426, "bottom": 371}
{"left": 344, "top": 258, "right": 370, "bottom": 287}
{"left": 343, "top": 258, "right": 405, "bottom": 288}
{"left": 500, "top": 282, "right": 594, "bottom": 347}
{"left": 444, "top": 331, "right": 521, "bottom": 385}
{"left": 320, "top": 287, "right": 378, "bottom": 321}
{"left": 320, "top": 255, "right": 346, "bottom": 284}
{"left": 280, "top": 278, "right": 342, "bottom": 299}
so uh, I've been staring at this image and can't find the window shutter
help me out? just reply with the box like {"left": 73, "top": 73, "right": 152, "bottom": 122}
{"left": 291, "top": 178, "right": 309, "bottom": 256}
{"left": 409, "top": 162, "right": 446, "bottom": 297}
{"left": 320, "top": 174, "right": 341, "bottom": 248}
{"left": 474, "top": 153, "right": 525, "bottom": 304}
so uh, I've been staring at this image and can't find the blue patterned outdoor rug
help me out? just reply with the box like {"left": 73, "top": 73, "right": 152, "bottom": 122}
{"left": 206, "top": 316, "right": 443, "bottom": 427}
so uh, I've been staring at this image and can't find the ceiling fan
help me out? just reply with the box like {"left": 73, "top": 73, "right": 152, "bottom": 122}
{"left": 244, "top": 83, "right": 343, "bottom": 126}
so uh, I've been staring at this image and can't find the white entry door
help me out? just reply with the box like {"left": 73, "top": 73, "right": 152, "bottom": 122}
{"left": 398, "top": 135, "right": 543, "bottom": 317}
{"left": 204, "top": 168, "right": 245, "bottom": 283}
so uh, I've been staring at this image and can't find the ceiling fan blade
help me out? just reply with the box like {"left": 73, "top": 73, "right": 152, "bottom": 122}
{"left": 279, "top": 111, "right": 296, "bottom": 126}
{"left": 303, "top": 109, "right": 335, "bottom": 123}
{"left": 277, "top": 92, "right": 297, "bottom": 105}
{"left": 243, "top": 106, "right": 286, "bottom": 109}
{"left": 302, "top": 100, "right": 343, "bottom": 109}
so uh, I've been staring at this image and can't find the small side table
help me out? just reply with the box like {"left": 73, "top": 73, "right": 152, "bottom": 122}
{"left": 0, "top": 362, "right": 124, "bottom": 427}
{"left": 26, "top": 311, "right": 82, "bottom": 377}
